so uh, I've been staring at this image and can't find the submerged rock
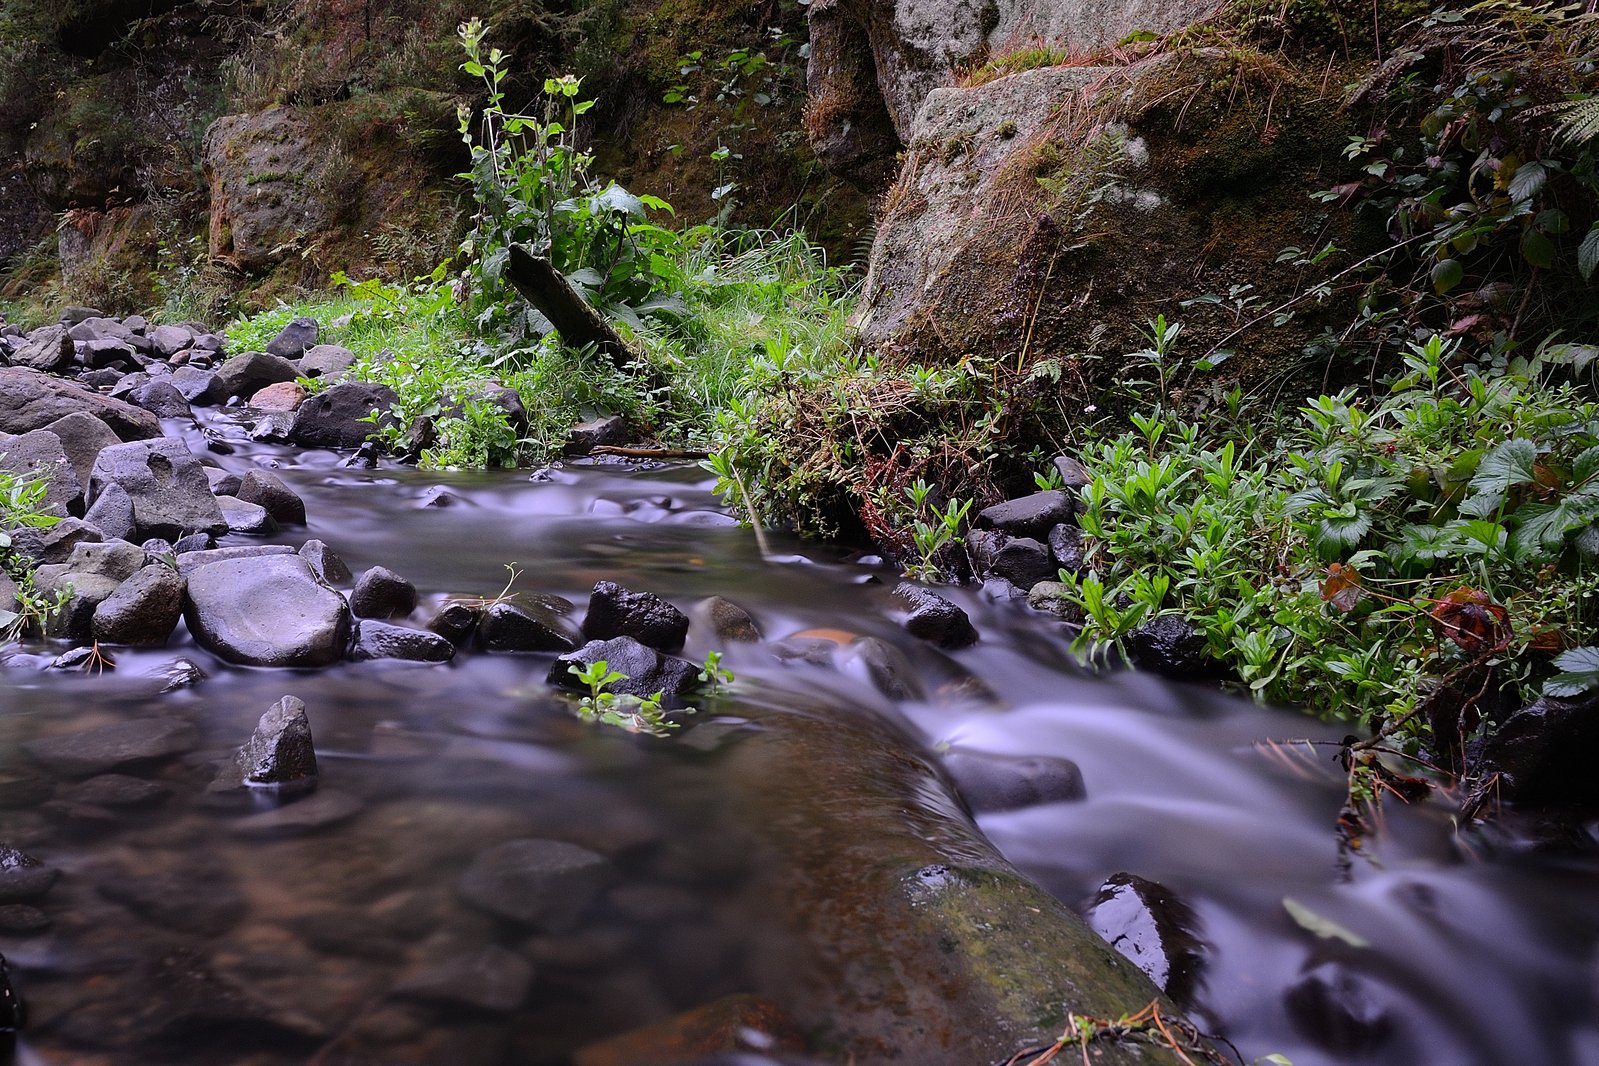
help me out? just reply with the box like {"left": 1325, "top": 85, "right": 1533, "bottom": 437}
{"left": 457, "top": 838, "right": 612, "bottom": 931}
{"left": 0, "top": 844, "right": 60, "bottom": 902}
{"left": 942, "top": 748, "right": 1086, "bottom": 813}
{"left": 1087, "top": 873, "right": 1207, "bottom": 1006}
{"left": 23, "top": 717, "right": 198, "bottom": 777}
{"left": 390, "top": 945, "right": 533, "bottom": 1015}
{"left": 1285, "top": 961, "right": 1396, "bottom": 1056}
{"left": 573, "top": 993, "right": 807, "bottom": 1066}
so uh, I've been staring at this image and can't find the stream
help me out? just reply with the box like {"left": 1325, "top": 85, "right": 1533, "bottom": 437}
{"left": 1, "top": 417, "right": 1597, "bottom": 1066}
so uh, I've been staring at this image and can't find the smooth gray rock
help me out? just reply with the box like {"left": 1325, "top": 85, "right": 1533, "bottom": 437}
{"left": 169, "top": 366, "right": 227, "bottom": 405}
{"left": 893, "top": 582, "right": 978, "bottom": 648}
{"left": 175, "top": 544, "right": 296, "bottom": 575}
{"left": 351, "top": 620, "right": 454, "bottom": 663}
{"left": 23, "top": 717, "right": 198, "bottom": 777}
{"left": 43, "top": 410, "right": 121, "bottom": 489}
{"left": 693, "top": 595, "right": 762, "bottom": 643}
{"left": 150, "top": 323, "right": 196, "bottom": 358}
{"left": 549, "top": 636, "right": 701, "bottom": 705}
{"left": 33, "top": 540, "right": 148, "bottom": 639}
{"left": 1026, "top": 580, "right": 1083, "bottom": 622}
{"left": 235, "top": 469, "right": 306, "bottom": 525}
{"left": 89, "top": 437, "right": 227, "bottom": 540}
{"left": 203, "top": 467, "right": 243, "bottom": 496}
{"left": 92, "top": 562, "right": 185, "bottom": 646}
{"left": 350, "top": 566, "right": 417, "bottom": 620}
{"left": 457, "top": 838, "right": 611, "bottom": 931}
{"left": 128, "top": 380, "right": 192, "bottom": 420}
{"left": 289, "top": 382, "right": 399, "bottom": 449}
{"left": 183, "top": 555, "right": 350, "bottom": 667}
{"left": 582, "top": 580, "right": 689, "bottom": 652}
{"left": 0, "top": 366, "right": 160, "bottom": 440}
{"left": 234, "top": 695, "right": 318, "bottom": 788}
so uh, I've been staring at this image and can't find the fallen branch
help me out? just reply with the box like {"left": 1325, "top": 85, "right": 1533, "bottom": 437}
{"left": 505, "top": 247, "right": 652, "bottom": 379}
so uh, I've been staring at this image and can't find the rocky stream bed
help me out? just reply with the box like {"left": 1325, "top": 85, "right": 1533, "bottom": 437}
{"left": 0, "top": 312, "right": 1597, "bottom": 1065}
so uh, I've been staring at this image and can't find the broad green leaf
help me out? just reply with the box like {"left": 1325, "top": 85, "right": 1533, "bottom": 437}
{"left": 1431, "top": 258, "right": 1464, "bottom": 293}
{"left": 1580, "top": 225, "right": 1599, "bottom": 282}
{"left": 1508, "top": 160, "right": 1548, "bottom": 203}
{"left": 1521, "top": 227, "right": 1556, "bottom": 269}
{"left": 1469, "top": 438, "right": 1538, "bottom": 496}
{"left": 1283, "top": 897, "right": 1369, "bottom": 948}
{"left": 1544, "top": 646, "right": 1599, "bottom": 697}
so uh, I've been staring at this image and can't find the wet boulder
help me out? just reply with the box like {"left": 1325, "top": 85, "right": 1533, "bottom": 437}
{"left": 352, "top": 620, "right": 454, "bottom": 663}
{"left": 1285, "top": 961, "right": 1396, "bottom": 1056}
{"left": 91, "top": 562, "right": 186, "bottom": 646}
{"left": 478, "top": 596, "right": 580, "bottom": 653}
{"left": 975, "top": 490, "right": 1076, "bottom": 540}
{"left": 184, "top": 555, "right": 350, "bottom": 667}
{"left": 1476, "top": 692, "right": 1599, "bottom": 808}
{"left": 351, "top": 565, "right": 418, "bottom": 620}
{"left": 989, "top": 535, "right": 1054, "bottom": 590}
{"left": 582, "top": 579, "right": 689, "bottom": 652}
{"left": 427, "top": 601, "right": 481, "bottom": 645}
{"left": 1048, "top": 523, "right": 1089, "bottom": 574}
{"left": 0, "top": 844, "right": 60, "bottom": 902}
{"left": 550, "top": 636, "right": 701, "bottom": 705}
{"left": 0, "top": 366, "right": 161, "bottom": 440}
{"left": 693, "top": 595, "right": 762, "bottom": 644}
{"left": 289, "top": 382, "right": 400, "bottom": 450}
{"left": 942, "top": 748, "right": 1086, "bottom": 812}
{"left": 89, "top": 437, "right": 227, "bottom": 540}
{"left": 43, "top": 410, "right": 121, "bottom": 488}
{"left": 231, "top": 695, "right": 318, "bottom": 790}
{"left": 298, "top": 538, "right": 351, "bottom": 583}
{"left": 1087, "top": 873, "right": 1207, "bottom": 1006}
{"left": 892, "top": 582, "right": 978, "bottom": 648}
{"left": 457, "top": 838, "right": 612, "bottom": 931}
{"left": 1126, "top": 614, "right": 1210, "bottom": 679}
{"left": 232, "top": 469, "right": 305, "bottom": 525}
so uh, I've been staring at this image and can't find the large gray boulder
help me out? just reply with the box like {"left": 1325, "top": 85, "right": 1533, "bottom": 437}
{"left": 288, "top": 382, "right": 400, "bottom": 450}
{"left": 92, "top": 563, "right": 186, "bottom": 647}
{"left": 214, "top": 351, "right": 300, "bottom": 400}
{"left": 184, "top": 555, "right": 350, "bottom": 667}
{"left": 0, "top": 367, "right": 161, "bottom": 441}
{"left": 0, "top": 429, "right": 82, "bottom": 517}
{"left": 43, "top": 410, "right": 122, "bottom": 489}
{"left": 11, "top": 324, "right": 74, "bottom": 372}
{"left": 32, "top": 540, "right": 147, "bottom": 640}
{"left": 89, "top": 438, "right": 227, "bottom": 540}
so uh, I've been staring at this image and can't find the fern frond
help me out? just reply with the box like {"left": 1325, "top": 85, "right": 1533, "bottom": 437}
{"left": 1552, "top": 95, "right": 1599, "bottom": 146}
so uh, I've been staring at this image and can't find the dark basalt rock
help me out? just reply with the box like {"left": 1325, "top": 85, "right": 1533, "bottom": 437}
{"left": 582, "top": 579, "right": 689, "bottom": 652}
{"left": 265, "top": 316, "right": 319, "bottom": 358}
{"left": 989, "top": 535, "right": 1054, "bottom": 590}
{"left": 550, "top": 636, "right": 701, "bottom": 705}
{"left": 298, "top": 538, "right": 351, "bottom": 584}
{"left": 232, "top": 695, "right": 318, "bottom": 789}
{"left": 183, "top": 555, "right": 350, "bottom": 667}
{"left": 297, "top": 343, "right": 356, "bottom": 379}
{"left": 169, "top": 366, "right": 227, "bottom": 405}
{"left": 127, "top": 380, "right": 192, "bottom": 420}
{"left": 89, "top": 437, "right": 227, "bottom": 540}
{"left": 478, "top": 597, "right": 580, "bottom": 653}
{"left": 0, "top": 844, "right": 60, "bottom": 902}
{"left": 1087, "top": 873, "right": 1207, "bottom": 1005}
{"left": 892, "top": 582, "right": 978, "bottom": 648}
{"left": 693, "top": 595, "right": 762, "bottom": 643}
{"left": 351, "top": 620, "right": 455, "bottom": 663}
{"left": 5, "top": 516, "right": 103, "bottom": 565}
{"left": 1475, "top": 693, "right": 1599, "bottom": 807}
{"left": 427, "top": 601, "right": 481, "bottom": 644}
{"left": 91, "top": 562, "right": 185, "bottom": 646}
{"left": 566, "top": 414, "right": 629, "bottom": 455}
{"left": 457, "top": 838, "right": 612, "bottom": 931}
{"left": 351, "top": 565, "right": 418, "bottom": 620}
{"left": 942, "top": 748, "right": 1086, "bottom": 813}
{"left": 975, "top": 489, "right": 1075, "bottom": 540}
{"left": 43, "top": 409, "right": 121, "bottom": 488}
{"left": 32, "top": 540, "right": 147, "bottom": 640}
{"left": 1284, "top": 961, "right": 1396, "bottom": 1056}
{"left": 83, "top": 480, "right": 136, "bottom": 541}
{"left": 1048, "top": 522, "right": 1088, "bottom": 574}
{"left": 23, "top": 717, "right": 198, "bottom": 777}
{"left": 1125, "top": 614, "right": 1210, "bottom": 679}
{"left": 12, "top": 324, "right": 74, "bottom": 372}
{"left": 289, "top": 382, "right": 400, "bottom": 449}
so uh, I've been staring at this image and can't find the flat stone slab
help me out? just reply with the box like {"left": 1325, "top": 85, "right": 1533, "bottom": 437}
{"left": 23, "top": 718, "right": 198, "bottom": 777}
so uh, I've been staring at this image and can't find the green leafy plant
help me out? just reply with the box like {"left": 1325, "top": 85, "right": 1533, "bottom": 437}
{"left": 0, "top": 469, "right": 67, "bottom": 642}
{"left": 567, "top": 659, "right": 685, "bottom": 735}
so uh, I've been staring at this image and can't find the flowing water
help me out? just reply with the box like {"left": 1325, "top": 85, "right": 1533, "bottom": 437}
{"left": 1, "top": 421, "right": 1596, "bottom": 1065}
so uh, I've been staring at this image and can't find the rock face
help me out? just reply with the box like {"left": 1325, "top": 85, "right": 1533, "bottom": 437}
{"left": 805, "top": 0, "right": 1214, "bottom": 183}
{"left": 184, "top": 555, "right": 351, "bottom": 667}
{"left": 89, "top": 438, "right": 228, "bottom": 540}
{"left": 203, "top": 108, "right": 329, "bottom": 270}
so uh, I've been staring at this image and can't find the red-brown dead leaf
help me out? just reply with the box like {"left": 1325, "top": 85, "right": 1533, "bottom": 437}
{"left": 1321, "top": 563, "right": 1367, "bottom": 612}
{"left": 1429, "top": 587, "right": 1511, "bottom": 655}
